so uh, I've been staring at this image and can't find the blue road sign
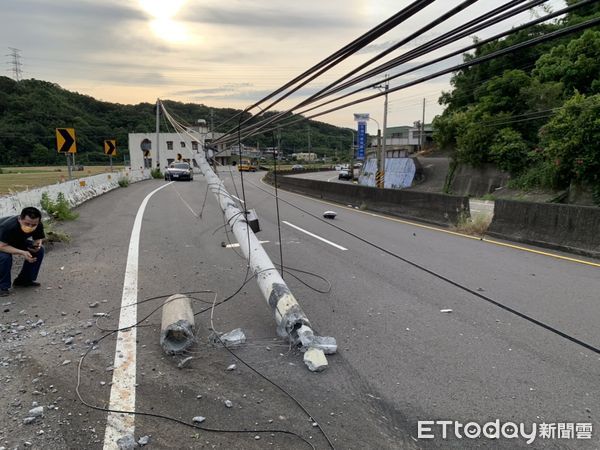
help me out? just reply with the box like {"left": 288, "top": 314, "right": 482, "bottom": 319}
{"left": 357, "top": 122, "right": 366, "bottom": 160}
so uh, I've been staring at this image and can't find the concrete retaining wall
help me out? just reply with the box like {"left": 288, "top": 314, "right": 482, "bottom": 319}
{"left": 487, "top": 199, "right": 600, "bottom": 258}
{"left": 0, "top": 168, "right": 151, "bottom": 217}
{"left": 266, "top": 172, "right": 469, "bottom": 227}
{"left": 450, "top": 163, "right": 511, "bottom": 197}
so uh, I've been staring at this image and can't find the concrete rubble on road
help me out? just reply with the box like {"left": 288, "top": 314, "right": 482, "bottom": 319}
{"left": 116, "top": 433, "right": 137, "bottom": 450}
{"left": 137, "top": 435, "right": 150, "bottom": 446}
{"left": 177, "top": 356, "right": 193, "bottom": 368}
{"left": 304, "top": 347, "right": 328, "bottom": 372}
{"left": 217, "top": 328, "right": 246, "bottom": 346}
{"left": 192, "top": 416, "right": 206, "bottom": 423}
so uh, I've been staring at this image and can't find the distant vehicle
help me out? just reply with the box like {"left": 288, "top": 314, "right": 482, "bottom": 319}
{"left": 291, "top": 164, "right": 304, "bottom": 171}
{"left": 165, "top": 162, "right": 193, "bottom": 181}
{"left": 238, "top": 159, "right": 258, "bottom": 172}
{"left": 353, "top": 162, "right": 363, "bottom": 168}
{"left": 338, "top": 169, "right": 352, "bottom": 180}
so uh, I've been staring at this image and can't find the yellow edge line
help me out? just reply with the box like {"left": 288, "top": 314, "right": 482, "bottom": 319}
{"left": 259, "top": 177, "right": 600, "bottom": 269}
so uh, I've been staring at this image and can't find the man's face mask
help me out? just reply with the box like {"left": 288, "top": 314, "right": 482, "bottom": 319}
{"left": 19, "top": 218, "right": 39, "bottom": 234}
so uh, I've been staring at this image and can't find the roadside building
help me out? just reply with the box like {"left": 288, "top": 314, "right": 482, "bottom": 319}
{"left": 128, "top": 123, "right": 227, "bottom": 170}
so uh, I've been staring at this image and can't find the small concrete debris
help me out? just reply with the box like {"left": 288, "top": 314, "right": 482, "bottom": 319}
{"left": 93, "top": 312, "right": 109, "bottom": 317}
{"left": 64, "top": 337, "right": 74, "bottom": 345}
{"left": 312, "top": 336, "right": 337, "bottom": 355}
{"left": 192, "top": 416, "right": 206, "bottom": 423}
{"left": 226, "top": 364, "right": 236, "bottom": 371}
{"left": 224, "top": 400, "right": 233, "bottom": 408}
{"left": 312, "top": 422, "right": 318, "bottom": 427}
{"left": 89, "top": 302, "right": 100, "bottom": 308}
{"left": 117, "top": 433, "right": 137, "bottom": 450}
{"left": 23, "top": 417, "right": 37, "bottom": 425}
{"left": 177, "top": 356, "right": 193, "bottom": 369}
{"left": 304, "top": 347, "right": 328, "bottom": 372}
{"left": 219, "top": 328, "right": 246, "bottom": 346}
{"left": 61, "top": 360, "right": 72, "bottom": 366}
{"left": 440, "top": 309, "right": 453, "bottom": 313}
{"left": 137, "top": 435, "right": 151, "bottom": 446}
{"left": 323, "top": 211, "right": 337, "bottom": 219}
{"left": 254, "top": 435, "right": 261, "bottom": 440}
{"left": 28, "top": 406, "right": 44, "bottom": 417}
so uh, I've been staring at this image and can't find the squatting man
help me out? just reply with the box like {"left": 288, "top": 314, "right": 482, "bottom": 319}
{"left": 0, "top": 207, "right": 46, "bottom": 296}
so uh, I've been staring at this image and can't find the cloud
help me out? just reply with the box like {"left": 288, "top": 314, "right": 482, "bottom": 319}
{"left": 173, "top": 83, "right": 254, "bottom": 95}
{"left": 3, "top": 0, "right": 144, "bottom": 22}
{"left": 184, "top": 3, "right": 357, "bottom": 30}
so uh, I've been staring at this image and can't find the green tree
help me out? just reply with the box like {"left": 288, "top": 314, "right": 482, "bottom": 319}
{"left": 539, "top": 92, "right": 600, "bottom": 192}
{"left": 533, "top": 30, "right": 600, "bottom": 95}
{"left": 489, "top": 128, "right": 529, "bottom": 174}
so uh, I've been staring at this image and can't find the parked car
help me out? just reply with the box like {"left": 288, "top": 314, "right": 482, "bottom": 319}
{"left": 353, "top": 162, "right": 363, "bottom": 169}
{"left": 165, "top": 162, "right": 193, "bottom": 181}
{"left": 291, "top": 164, "right": 304, "bottom": 171}
{"left": 338, "top": 169, "right": 352, "bottom": 180}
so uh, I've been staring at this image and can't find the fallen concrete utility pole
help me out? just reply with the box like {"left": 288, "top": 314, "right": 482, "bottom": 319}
{"left": 195, "top": 153, "right": 335, "bottom": 371}
{"left": 160, "top": 294, "right": 196, "bottom": 355}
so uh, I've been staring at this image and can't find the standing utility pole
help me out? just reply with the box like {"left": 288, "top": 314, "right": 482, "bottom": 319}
{"left": 7, "top": 47, "right": 23, "bottom": 81}
{"left": 373, "top": 75, "right": 389, "bottom": 187}
{"left": 420, "top": 98, "right": 426, "bottom": 152}
{"left": 382, "top": 76, "right": 389, "bottom": 178}
{"left": 155, "top": 99, "right": 161, "bottom": 170}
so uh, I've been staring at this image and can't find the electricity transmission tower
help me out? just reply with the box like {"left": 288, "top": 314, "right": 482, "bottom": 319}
{"left": 7, "top": 47, "right": 23, "bottom": 81}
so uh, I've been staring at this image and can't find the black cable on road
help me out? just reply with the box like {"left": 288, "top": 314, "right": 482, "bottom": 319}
{"left": 247, "top": 177, "right": 600, "bottom": 356}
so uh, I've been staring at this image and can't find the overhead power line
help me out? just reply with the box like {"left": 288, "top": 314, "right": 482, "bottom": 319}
{"left": 211, "top": 0, "right": 550, "bottom": 146}
{"left": 213, "top": 2, "right": 599, "bottom": 146}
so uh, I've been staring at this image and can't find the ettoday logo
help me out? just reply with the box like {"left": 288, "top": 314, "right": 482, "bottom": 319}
{"left": 417, "top": 420, "right": 593, "bottom": 444}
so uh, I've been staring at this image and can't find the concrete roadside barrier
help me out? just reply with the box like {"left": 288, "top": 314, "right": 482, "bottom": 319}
{"left": 265, "top": 171, "right": 469, "bottom": 227}
{"left": 0, "top": 168, "right": 151, "bottom": 217}
{"left": 487, "top": 199, "right": 600, "bottom": 258}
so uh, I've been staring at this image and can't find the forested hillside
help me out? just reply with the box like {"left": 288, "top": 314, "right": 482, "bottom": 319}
{"left": 433, "top": 2, "right": 600, "bottom": 204}
{"left": 0, "top": 77, "right": 353, "bottom": 165}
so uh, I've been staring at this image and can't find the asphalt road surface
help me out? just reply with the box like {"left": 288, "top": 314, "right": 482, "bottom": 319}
{"left": 1, "top": 168, "right": 598, "bottom": 450}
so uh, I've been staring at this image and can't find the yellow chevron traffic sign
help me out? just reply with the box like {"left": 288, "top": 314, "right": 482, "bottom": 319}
{"left": 104, "top": 140, "right": 117, "bottom": 156}
{"left": 56, "top": 128, "right": 77, "bottom": 153}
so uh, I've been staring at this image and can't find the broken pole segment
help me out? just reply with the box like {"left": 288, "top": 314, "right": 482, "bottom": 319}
{"left": 195, "top": 153, "right": 336, "bottom": 369}
{"left": 160, "top": 294, "right": 196, "bottom": 355}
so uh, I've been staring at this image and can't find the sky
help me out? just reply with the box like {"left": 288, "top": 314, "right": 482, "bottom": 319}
{"left": 1, "top": 0, "right": 567, "bottom": 131}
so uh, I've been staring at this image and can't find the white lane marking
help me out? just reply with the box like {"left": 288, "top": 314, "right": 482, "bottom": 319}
{"left": 327, "top": 175, "right": 339, "bottom": 182}
{"left": 173, "top": 187, "right": 199, "bottom": 218}
{"left": 282, "top": 221, "right": 348, "bottom": 251}
{"left": 226, "top": 240, "right": 269, "bottom": 248}
{"left": 103, "top": 182, "right": 173, "bottom": 449}
{"left": 231, "top": 195, "right": 245, "bottom": 204}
